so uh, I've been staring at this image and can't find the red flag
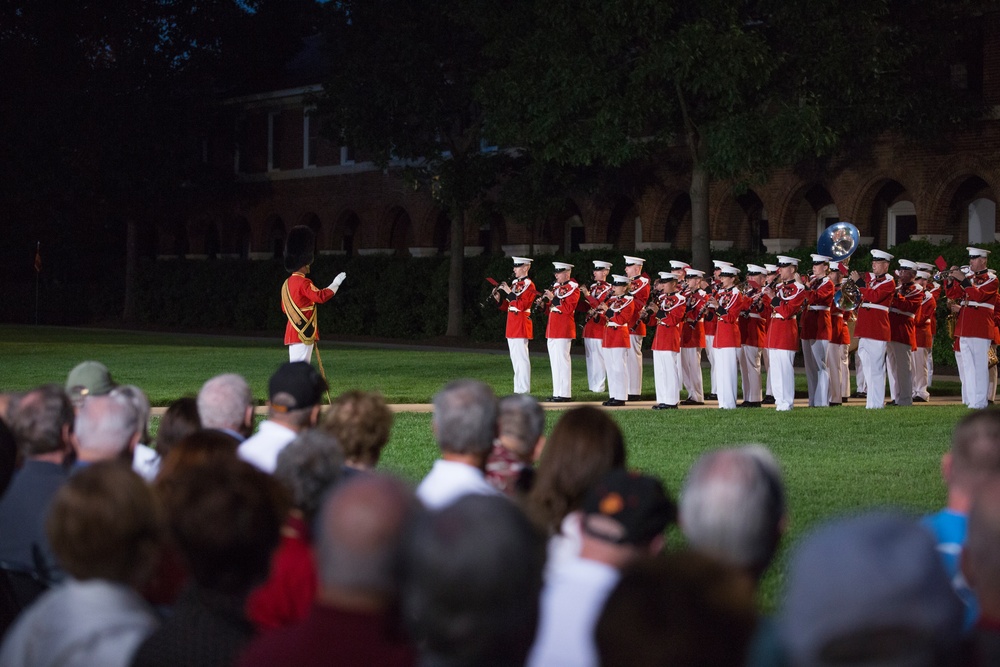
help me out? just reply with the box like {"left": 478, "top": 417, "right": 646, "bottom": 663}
{"left": 33, "top": 243, "right": 41, "bottom": 273}
{"left": 935, "top": 255, "right": 948, "bottom": 271}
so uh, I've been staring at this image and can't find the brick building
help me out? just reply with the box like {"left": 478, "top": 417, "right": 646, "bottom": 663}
{"left": 164, "top": 11, "right": 1000, "bottom": 261}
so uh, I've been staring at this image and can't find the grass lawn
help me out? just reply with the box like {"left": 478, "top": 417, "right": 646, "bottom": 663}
{"left": 0, "top": 325, "right": 967, "bottom": 608}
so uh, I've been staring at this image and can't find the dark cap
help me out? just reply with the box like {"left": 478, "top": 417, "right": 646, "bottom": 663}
{"left": 582, "top": 469, "right": 676, "bottom": 546}
{"left": 268, "top": 362, "right": 327, "bottom": 411}
{"left": 66, "top": 361, "right": 117, "bottom": 399}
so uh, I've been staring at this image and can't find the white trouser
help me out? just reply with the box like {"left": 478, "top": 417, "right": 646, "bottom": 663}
{"left": 911, "top": 347, "right": 931, "bottom": 401}
{"left": 547, "top": 338, "right": 572, "bottom": 398}
{"left": 740, "top": 345, "right": 762, "bottom": 402}
{"left": 603, "top": 346, "right": 629, "bottom": 401}
{"left": 289, "top": 343, "right": 313, "bottom": 363}
{"left": 681, "top": 347, "right": 704, "bottom": 402}
{"left": 802, "top": 339, "right": 830, "bottom": 407}
{"left": 857, "top": 338, "right": 887, "bottom": 409}
{"left": 768, "top": 349, "right": 796, "bottom": 411}
{"left": 886, "top": 341, "right": 913, "bottom": 406}
{"left": 584, "top": 337, "right": 607, "bottom": 392}
{"left": 956, "top": 348, "right": 967, "bottom": 405}
{"left": 991, "top": 352, "right": 998, "bottom": 403}
{"left": 508, "top": 338, "right": 531, "bottom": 394}
{"left": 841, "top": 344, "right": 851, "bottom": 399}
{"left": 827, "top": 343, "right": 845, "bottom": 404}
{"left": 653, "top": 350, "right": 681, "bottom": 406}
{"left": 628, "top": 334, "right": 644, "bottom": 395}
{"left": 763, "top": 348, "right": 772, "bottom": 396}
{"left": 960, "top": 337, "right": 990, "bottom": 409}
{"left": 705, "top": 335, "right": 716, "bottom": 394}
{"left": 714, "top": 347, "right": 739, "bottom": 409}
{"left": 855, "top": 349, "right": 867, "bottom": 393}
{"left": 927, "top": 348, "right": 934, "bottom": 388}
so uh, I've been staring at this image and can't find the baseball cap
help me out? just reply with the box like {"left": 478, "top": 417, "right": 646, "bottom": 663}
{"left": 268, "top": 362, "right": 327, "bottom": 411}
{"left": 582, "top": 469, "right": 676, "bottom": 546}
{"left": 66, "top": 361, "right": 117, "bottom": 399}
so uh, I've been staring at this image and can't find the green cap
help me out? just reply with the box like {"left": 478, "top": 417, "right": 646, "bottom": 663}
{"left": 65, "top": 361, "right": 117, "bottom": 398}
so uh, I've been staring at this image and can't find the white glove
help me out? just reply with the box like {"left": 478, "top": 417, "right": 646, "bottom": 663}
{"left": 329, "top": 272, "right": 347, "bottom": 292}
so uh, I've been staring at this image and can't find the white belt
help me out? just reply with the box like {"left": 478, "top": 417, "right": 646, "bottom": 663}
{"left": 508, "top": 307, "right": 521, "bottom": 313}
{"left": 861, "top": 303, "right": 889, "bottom": 312}
{"left": 772, "top": 314, "right": 795, "bottom": 320}
{"left": 607, "top": 323, "right": 625, "bottom": 328}
{"left": 968, "top": 301, "right": 995, "bottom": 310}
{"left": 808, "top": 306, "right": 830, "bottom": 311}
{"left": 889, "top": 308, "right": 915, "bottom": 319}
{"left": 748, "top": 313, "right": 763, "bottom": 320}
{"left": 551, "top": 307, "right": 562, "bottom": 313}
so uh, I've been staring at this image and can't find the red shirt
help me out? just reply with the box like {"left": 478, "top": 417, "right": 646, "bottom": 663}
{"left": 603, "top": 296, "right": 635, "bottom": 348}
{"left": 801, "top": 277, "right": 835, "bottom": 341}
{"left": 246, "top": 513, "right": 317, "bottom": 632}
{"left": 855, "top": 272, "right": 895, "bottom": 341}
{"left": 766, "top": 280, "right": 806, "bottom": 351}
{"left": 947, "top": 270, "right": 999, "bottom": 340}
{"left": 681, "top": 290, "right": 707, "bottom": 348}
{"left": 544, "top": 280, "right": 580, "bottom": 339}
{"left": 282, "top": 273, "right": 335, "bottom": 345}
{"left": 580, "top": 281, "right": 612, "bottom": 339}
{"left": 713, "top": 288, "right": 748, "bottom": 349}
{"left": 889, "top": 282, "right": 924, "bottom": 350}
{"left": 627, "top": 275, "right": 651, "bottom": 336}
{"left": 501, "top": 278, "right": 537, "bottom": 339}
{"left": 651, "top": 293, "right": 687, "bottom": 352}
{"left": 913, "top": 289, "right": 936, "bottom": 348}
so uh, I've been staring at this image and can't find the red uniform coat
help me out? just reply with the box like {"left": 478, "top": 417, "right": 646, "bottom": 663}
{"left": 946, "top": 270, "right": 999, "bottom": 340}
{"left": 681, "top": 290, "right": 707, "bottom": 348}
{"left": 627, "top": 275, "right": 651, "bottom": 336}
{"left": 703, "top": 282, "right": 720, "bottom": 337}
{"left": 545, "top": 280, "right": 580, "bottom": 339}
{"left": 914, "top": 289, "right": 937, "bottom": 349}
{"left": 651, "top": 293, "right": 688, "bottom": 353}
{"left": 889, "top": 283, "right": 924, "bottom": 350}
{"left": 766, "top": 280, "right": 807, "bottom": 351}
{"left": 283, "top": 273, "right": 335, "bottom": 345}
{"left": 830, "top": 304, "right": 853, "bottom": 346}
{"left": 740, "top": 285, "right": 768, "bottom": 348}
{"left": 603, "top": 296, "right": 635, "bottom": 348}
{"left": 854, "top": 272, "right": 895, "bottom": 341}
{"left": 580, "top": 281, "right": 612, "bottom": 339}
{"left": 800, "top": 276, "right": 835, "bottom": 341}
{"left": 502, "top": 277, "right": 537, "bottom": 339}
{"left": 713, "top": 288, "right": 749, "bottom": 348}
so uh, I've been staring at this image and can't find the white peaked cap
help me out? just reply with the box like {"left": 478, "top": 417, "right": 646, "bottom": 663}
{"left": 612, "top": 274, "right": 630, "bottom": 285}
{"left": 870, "top": 249, "right": 894, "bottom": 261}
{"left": 968, "top": 247, "right": 991, "bottom": 258}
{"left": 686, "top": 268, "right": 705, "bottom": 277}
{"left": 916, "top": 262, "right": 935, "bottom": 271}
{"left": 916, "top": 270, "right": 931, "bottom": 279}
{"left": 719, "top": 266, "right": 739, "bottom": 277}
{"left": 712, "top": 260, "right": 734, "bottom": 269}
{"left": 658, "top": 272, "right": 680, "bottom": 281}
{"left": 669, "top": 260, "right": 690, "bottom": 269}
{"left": 764, "top": 264, "right": 779, "bottom": 273}
{"left": 512, "top": 256, "right": 533, "bottom": 265}
{"left": 811, "top": 254, "right": 832, "bottom": 263}
{"left": 746, "top": 264, "right": 766, "bottom": 275}
{"left": 776, "top": 255, "right": 799, "bottom": 267}
{"left": 623, "top": 255, "right": 646, "bottom": 265}
{"left": 553, "top": 262, "right": 574, "bottom": 271}
{"left": 897, "top": 259, "right": 917, "bottom": 270}
{"left": 592, "top": 260, "right": 612, "bottom": 270}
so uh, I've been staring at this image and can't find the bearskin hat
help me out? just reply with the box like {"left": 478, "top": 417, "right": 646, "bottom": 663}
{"left": 284, "top": 226, "right": 315, "bottom": 273}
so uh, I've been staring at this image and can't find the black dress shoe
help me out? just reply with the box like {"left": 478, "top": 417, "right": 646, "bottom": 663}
{"left": 652, "top": 403, "right": 667, "bottom": 410}
{"left": 737, "top": 402, "right": 751, "bottom": 408}
{"left": 913, "top": 396, "right": 928, "bottom": 403}
{"left": 602, "top": 399, "right": 626, "bottom": 407}
{"left": 886, "top": 400, "right": 897, "bottom": 406}
{"left": 705, "top": 393, "right": 718, "bottom": 401}
{"left": 761, "top": 396, "right": 775, "bottom": 405}
{"left": 830, "top": 402, "right": 842, "bottom": 407}
{"left": 546, "top": 396, "right": 571, "bottom": 403}
{"left": 681, "top": 398, "right": 704, "bottom": 406}
{"left": 627, "top": 394, "right": 642, "bottom": 401}
{"left": 841, "top": 397, "right": 849, "bottom": 403}
{"left": 662, "top": 403, "right": 678, "bottom": 409}
{"left": 851, "top": 391, "right": 866, "bottom": 399}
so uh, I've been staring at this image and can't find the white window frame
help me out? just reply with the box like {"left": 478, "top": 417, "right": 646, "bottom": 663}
{"left": 816, "top": 204, "right": 839, "bottom": 241}
{"left": 340, "top": 145, "right": 355, "bottom": 166}
{"left": 887, "top": 200, "right": 916, "bottom": 248}
{"left": 969, "top": 198, "right": 997, "bottom": 244}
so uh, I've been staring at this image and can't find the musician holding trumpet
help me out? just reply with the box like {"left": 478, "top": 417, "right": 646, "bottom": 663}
{"left": 540, "top": 262, "right": 580, "bottom": 402}
{"left": 495, "top": 257, "right": 538, "bottom": 394}
{"left": 800, "top": 254, "right": 835, "bottom": 408}
{"left": 578, "top": 260, "right": 614, "bottom": 392}
{"left": 944, "top": 247, "right": 997, "bottom": 410}
{"left": 850, "top": 249, "right": 896, "bottom": 409}
{"left": 886, "top": 259, "right": 924, "bottom": 406}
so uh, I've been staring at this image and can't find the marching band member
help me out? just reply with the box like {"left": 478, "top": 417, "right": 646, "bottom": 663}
{"left": 765, "top": 256, "right": 807, "bottom": 411}
{"left": 578, "top": 260, "right": 614, "bottom": 392}
{"left": 651, "top": 272, "right": 687, "bottom": 410}
{"left": 709, "top": 265, "right": 749, "bottom": 409}
{"left": 680, "top": 269, "right": 707, "bottom": 405}
{"left": 738, "top": 265, "right": 768, "bottom": 408}
{"left": 624, "top": 256, "right": 650, "bottom": 400}
{"left": 887, "top": 259, "right": 923, "bottom": 406}
{"left": 800, "top": 254, "right": 835, "bottom": 407}
{"left": 281, "top": 226, "right": 347, "bottom": 364}
{"left": 761, "top": 263, "right": 778, "bottom": 404}
{"left": 541, "top": 262, "right": 580, "bottom": 402}
{"left": 496, "top": 257, "right": 538, "bottom": 394}
{"left": 945, "top": 247, "right": 997, "bottom": 409}
{"left": 704, "top": 260, "right": 732, "bottom": 400}
{"left": 827, "top": 262, "right": 852, "bottom": 406}
{"left": 917, "top": 261, "right": 940, "bottom": 389}
{"left": 850, "top": 249, "right": 896, "bottom": 409}
{"left": 600, "top": 275, "right": 636, "bottom": 407}
{"left": 911, "top": 269, "right": 937, "bottom": 402}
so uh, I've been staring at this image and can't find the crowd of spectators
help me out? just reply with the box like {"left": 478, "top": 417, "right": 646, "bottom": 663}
{"left": 0, "top": 359, "right": 999, "bottom": 666}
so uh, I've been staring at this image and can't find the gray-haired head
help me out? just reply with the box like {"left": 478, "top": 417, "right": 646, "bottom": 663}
{"left": 8, "top": 384, "right": 74, "bottom": 458}
{"left": 316, "top": 474, "right": 416, "bottom": 601}
{"left": 401, "top": 494, "right": 544, "bottom": 666}
{"left": 274, "top": 429, "right": 345, "bottom": 525}
{"left": 197, "top": 374, "right": 253, "bottom": 433}
{"left": 497, "top": 394, "right": 545, "bottom": 458}
{"left": 680, "top": 445, "right": 785, "bottom": 578}
{"left": 74, "top": 394, "right": 141, "bottom": 461}
{"left": 110, "top": 385, "right": 151, "bottom": 444}
{"left": 432, "top": 380, "right": 497, "bottom": 457}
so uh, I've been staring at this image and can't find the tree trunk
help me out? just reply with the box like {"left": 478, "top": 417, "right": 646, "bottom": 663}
{"left": 123, "top": 216, "right": 138, "bottom": 324}
{"left": 689, "top": 162, "right": 711, "bottom": 272}
{"left": 446, "top": 208, "right": 465, "bottom": 337}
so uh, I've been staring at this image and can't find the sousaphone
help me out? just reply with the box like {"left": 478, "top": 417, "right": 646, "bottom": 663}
{"left": 818, "top": 221, "right": 862, "bottom": 311}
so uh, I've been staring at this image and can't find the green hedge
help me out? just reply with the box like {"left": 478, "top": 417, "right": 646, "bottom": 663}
{"left": 4, "top": 239, "right": 996, "bottom": 359}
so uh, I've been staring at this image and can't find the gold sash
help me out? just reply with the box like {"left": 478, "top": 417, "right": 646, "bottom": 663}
{"left": 281, "top": 279, "right": 317, "bottom": 345}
